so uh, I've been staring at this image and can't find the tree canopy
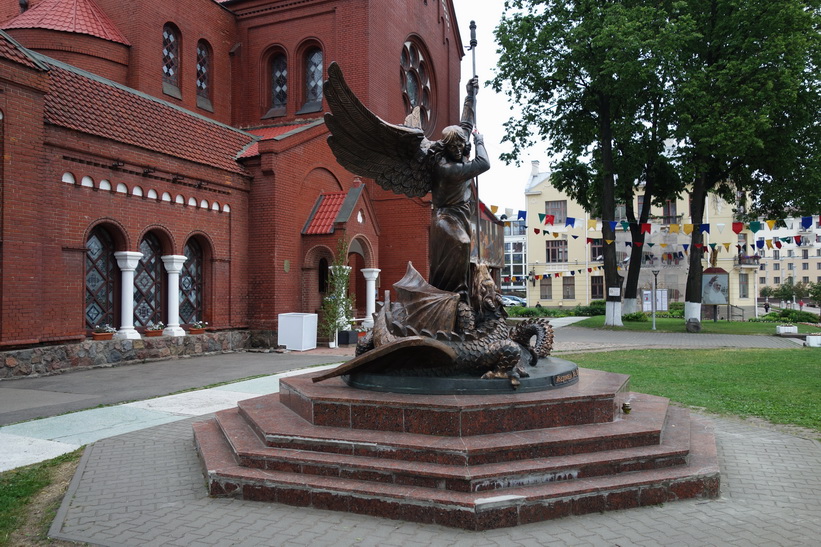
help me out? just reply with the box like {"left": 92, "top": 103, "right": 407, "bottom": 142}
{"left": 492, "top": 0, "right": 820, "bottom": 323}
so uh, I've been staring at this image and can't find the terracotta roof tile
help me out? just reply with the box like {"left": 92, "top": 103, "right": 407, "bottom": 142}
{"left": 303, "top": 192, "right": 348, "bottom": 234}
{"left": 2, "top": 0, "right": 130, "bottom": 45}
{"left": 40, "top": 56, "right": 256, "bottom": 174}
{"left": 238, "top": 122, "right": 322, "bottom": 159}
{"left": 0, "top": 30, "right": 48, "bottom": 71}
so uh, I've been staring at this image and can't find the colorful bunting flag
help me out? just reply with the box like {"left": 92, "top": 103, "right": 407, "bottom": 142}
{"left": 620, "top": 221, "right": 630, "bottom": 232}
{"left": 732, "top": 222, "right": 744, "bottom": 234}
{"left": 683, "top": 224, "right": 693, "bottom": 235}
{"left": 490, "top": 205, "right": 499, "bottom": 214}
{"left": 669, "top": 224, "right": 680, "bottom": 233}
{"left": 766, "top": 239, "right": 773, "bottom": 249}
{"left": 518, "top": 210, "right": 526, "bottom": 221}
{"left": 545, "top": 214, "right": 554, "bottom": 225}
{"left": 641, "top": 223, "right": 651, "bottom": 234}
{"left": 756, "top": 240, "right": 765, "bottom": 249}
{"left": 587, "top": 219, "right": 597, "bottom": 230}
{"left": 538, "top": 213, "right": 546, "bottom": 224}
{"left": 608, "top": 221, "right": 618, "bottom": 232}
{"left": 765, "top": 219, "right": 776, "bottom": 230}
{"left": 801, "top": 216, "right": 813, "bottom": 230}
{"left": 566, "top": 217, "right": 576, "bottom": 228}
{"left": 716, "top": 223, "right": 725, "bottom": 233}
{"left": 534, "top": 228, "right": 540, "bottom": 234}
{"left": 700, "top": 223, "right": 710, "bottom": 234}
{"left": 749, "top": 221, "right": 761, "bottom": 233}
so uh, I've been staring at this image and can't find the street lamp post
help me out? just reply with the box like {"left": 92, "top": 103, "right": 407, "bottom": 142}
{"left": 651, "top": 269, "right": 660, "bottom": 331}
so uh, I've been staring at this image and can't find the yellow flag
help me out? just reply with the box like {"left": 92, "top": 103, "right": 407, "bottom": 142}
{"left": 587, "top": 219, "right": 597, "bottom": 230}
{"left": 491, "top": 205, "right": 499, "bottom": 214}
{"left": 605, "top": 239, "right": 614, "bottom": 245}
{"left": 660, "top": 243, "right": 668, "bottom": 248}
{"left": 765, "top": 219, "right": 776, "bottom": 230}
{"left": 683, "top": 224, "right": 693, "bottom": 235}
{"left": 553, "top": 232, "right": 560, "bottom": 238}
{"left": 723, "top": 242, "right": 731, "bottom": 251}
{"left": 669, "top": 224, "right": 680, "bottom": 233}
{"left": 766, "top": 239, "right": 773, "bottom": 249}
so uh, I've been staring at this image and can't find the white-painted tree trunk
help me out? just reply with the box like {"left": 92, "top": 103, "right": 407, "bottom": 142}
{"left": 685, "top": 301, "right": 701, "bottom": 322}
{"left": 605, "top": 301, "right": 623, "bottom": 326}
{"left": 622, "top": 298, "right": 638, "bottom": 315}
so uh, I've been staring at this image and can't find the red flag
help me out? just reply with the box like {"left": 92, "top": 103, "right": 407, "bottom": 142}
{"left": 641, "top": 223, "right": 651, "bottom": 234}
{"left": 545, "top": 214, "right": 555, "bottom": 225}
{"left": 794, "top": 235, "right": 802, "bottom": 245}
{"left": 634, "top": 241, "right": 643, "bottom": 247}
{"left": 732, "top": 222, "right": 744, "bottom": 234}
{"left": 534, "top": 228, "right": 540, "bottom": 234}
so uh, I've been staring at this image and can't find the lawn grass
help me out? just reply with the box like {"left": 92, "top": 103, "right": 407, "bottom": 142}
{"left": 561, "top": 348, "right": 820, "bottom": 434}
{"left": 0, "top": 448, "right": 83, "bottom": 546}
{"left": 572, "top": 315, "right": 820, "bottom": 335}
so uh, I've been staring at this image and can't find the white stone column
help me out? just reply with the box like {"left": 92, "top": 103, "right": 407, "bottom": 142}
{"left": 113, "top": 251, "right": 143, "bottom": 339}
{"left": 161, "top": 255, "right": 188, "bottom": 337}
{"left": 361, "top": 268, "right": 380, "bottom": 329}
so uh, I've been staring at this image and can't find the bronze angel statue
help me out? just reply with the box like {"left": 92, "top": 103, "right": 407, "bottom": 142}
{"left": 324, "top": 61, "right": 488, "bottom": 300}
{"left": 318, "top": 62, "right": 555, "bottom": 388}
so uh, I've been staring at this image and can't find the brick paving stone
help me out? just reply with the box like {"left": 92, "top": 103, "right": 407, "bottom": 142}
{"left": 46, "top": 388, "right": 820, "bottom": 547}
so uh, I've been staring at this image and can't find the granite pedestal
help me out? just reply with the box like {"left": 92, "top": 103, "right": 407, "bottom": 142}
{"left": 194, "top": 367, "right": 719, "bottom": 530}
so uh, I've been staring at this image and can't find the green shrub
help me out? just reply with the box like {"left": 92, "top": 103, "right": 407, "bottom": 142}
{"left": 669, "top": 302, "right": 685, "bottom": 311}
{"left": 777, "top": 309, "right": 821, "bottom": 324}
{"left": 623, "top": 311, "right": 649, "bottom": 322}
{"left": 506, "top": 306, "right": 568, "bottom": 318}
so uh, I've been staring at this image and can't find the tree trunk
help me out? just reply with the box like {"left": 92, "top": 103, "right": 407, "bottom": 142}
{"left": 684, "top": 172, "right": 708, "bottom": 323}
{"left": 598, "top": 96, "right": 623, "bottom": 326}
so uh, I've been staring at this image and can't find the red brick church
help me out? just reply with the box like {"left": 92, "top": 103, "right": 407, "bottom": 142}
{"left": 0, "top": 0, "right": 478, "bottom": 350}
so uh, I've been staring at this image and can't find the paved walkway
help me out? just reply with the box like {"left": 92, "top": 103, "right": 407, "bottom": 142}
{"left": 0, "top": 322, "right": 817, "bottom": 545}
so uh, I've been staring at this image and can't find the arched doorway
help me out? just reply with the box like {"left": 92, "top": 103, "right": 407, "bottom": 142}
{"left": 85, "top": 226, "right": 118, "bottom": 331}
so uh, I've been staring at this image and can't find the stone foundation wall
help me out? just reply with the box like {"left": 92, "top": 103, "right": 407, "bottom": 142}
{"left": 1, "top": 331, "right": 253, "bottom": 380}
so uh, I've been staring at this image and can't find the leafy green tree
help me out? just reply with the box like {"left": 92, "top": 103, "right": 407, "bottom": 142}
{"left": 668, "top": 0, "right": 821, "bottom": 320}
{"left": 492, "top": 0, "right": 689, "bottom": 324}
{"left": 809, "top": 282, "right": 821, "bottom": 305}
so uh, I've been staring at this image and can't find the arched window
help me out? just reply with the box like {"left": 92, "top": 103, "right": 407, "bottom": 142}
{"left": 134, "top": 233, "right": 164, "bottom": 328}
{"left": 180, "top": 239, "right": 204, "bottom": 325}
{"left": 196, "top": 39, "right": 213, "bottom": 111}
{"left": 85, "top": 226, "right": 118, "bottom": 330}
{"left": 400, "top": 40, "right": 434, "bottom": 132}
{"left": 264, "top": 52, "right": 288, "bottom": 118}
{"left": 297, "top": 46, "right": 323, "bottom": 114}
{"left": 162, "top": 23, "right": 181, "bottom": 99}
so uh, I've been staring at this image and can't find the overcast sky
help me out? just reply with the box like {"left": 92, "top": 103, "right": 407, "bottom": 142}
{"left": 451, "top": 0, "right": 549, "bottom": 214}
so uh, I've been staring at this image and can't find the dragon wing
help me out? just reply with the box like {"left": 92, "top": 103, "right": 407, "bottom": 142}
{"left": 323, "top": 62, "right": 433, "bottom": 198}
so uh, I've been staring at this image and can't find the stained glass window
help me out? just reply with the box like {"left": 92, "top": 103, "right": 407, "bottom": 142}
{"left": 272, "top": 53, "right": 287, "bottom": 111}
{"left": 400, "top": 41, "right": 433, "bottom": 131}
{"left": 196, "top": 40, "right": 210, "bottom": 100}
{"left": 134, "top": 233, "right": 163, "bottom": 327}
{"left": 180, "top": 239, "right": 203, "bottom": 325}
{"left": 297, "top": 47, "right": 323, "bottom": 113}
{"left": 85, "top": 227, "right": 116, "bottom": 330}
{"left": 162, "top": 24, "right": 180, "bottom": 89}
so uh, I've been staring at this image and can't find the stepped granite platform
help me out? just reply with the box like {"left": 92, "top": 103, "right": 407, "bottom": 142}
{"left": 194, "top": 367, "right": 719, "bottom": 530}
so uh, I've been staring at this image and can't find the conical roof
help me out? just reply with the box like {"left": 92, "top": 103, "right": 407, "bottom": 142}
{"left": 1, "top": 0, "right": 129, "bottom": 45}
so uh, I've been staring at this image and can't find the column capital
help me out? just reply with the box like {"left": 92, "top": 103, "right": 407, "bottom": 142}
{"left": 114, "top": 251, "right": 143, "bottom": 271}
{"left": 161, "top": 254, "right": 188, "bottom": 274}
{"left": 361, "top": 268, "right": 381, "bottom": 280}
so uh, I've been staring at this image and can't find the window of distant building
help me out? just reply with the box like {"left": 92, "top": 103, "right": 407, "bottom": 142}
{"left": 562, "top": 277, "right": 575, "bottom": 299}
{"left": 540, "top": 277, "right": 552, "bottom": 300}
{"left": 544, "top": 200, "right": 567, "bottom": 225}
{"left": 162, "top": 23, "right": 182, "bottom": 99}
{"left": 297, "top": 46, "right": 323, "bottom": 114}
{"left": 591, "top": 276, "right": 604, "bottom": 300}
{"left": 401, "top": 39, "right": 434, "bottom": 132}
{"left": 662, "top": 200, "right": 677, "bottom": 224}
{"left": 739, "top": 273, "right": 749, "bottom": 299}
{"left": 590, "top": 238, "right": 603, "bottom": 262}
{"left": 545, "top": 239, "right": 568, "bottom": 263}
{"left": 196, "top": 40, "right": 213, "bottom": 111}
{"left": 180, "top": 239, "right": 204, "bottom": 326}
{"left": 264, "top": 51, "right": 288, "bottom": 118}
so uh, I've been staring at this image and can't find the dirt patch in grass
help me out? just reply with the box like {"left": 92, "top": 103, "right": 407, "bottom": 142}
{"left": 7, "top": 458, "right": 81, "bottom": 546}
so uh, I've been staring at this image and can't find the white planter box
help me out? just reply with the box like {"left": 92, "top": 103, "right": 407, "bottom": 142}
{"left": 277, "top": 313, "right": 318, "bottom": 351}
{"left": 776, "top": 325, "right": 798, "bottom": 335}
{"left": 806, "top": 335, "right": 821, "bottom": 347}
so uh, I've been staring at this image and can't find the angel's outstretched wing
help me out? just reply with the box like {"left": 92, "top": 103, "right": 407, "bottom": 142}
{"left": 324, "top": 62, "right": 433, "bottom": 198}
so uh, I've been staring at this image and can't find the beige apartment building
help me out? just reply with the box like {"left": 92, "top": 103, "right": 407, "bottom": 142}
{"left": 521, "top": 162, "right": 820, "bottom": 318}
